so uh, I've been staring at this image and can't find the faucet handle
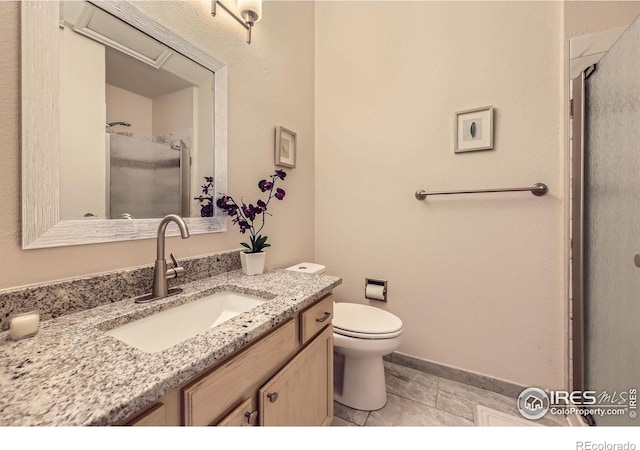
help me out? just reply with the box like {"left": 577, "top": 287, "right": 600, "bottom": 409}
{"left": 169, "top": 252, "right": 179, "bottom": 268}
{"left": 166, "top": 253, "right": 186, "bottom": 280}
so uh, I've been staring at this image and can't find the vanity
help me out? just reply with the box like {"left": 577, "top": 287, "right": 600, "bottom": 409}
{"left": 127, "top": 293, "right": 334, "bottom": 426}
{"left": 0, "top": 266, "right": 341, "bottom": 426}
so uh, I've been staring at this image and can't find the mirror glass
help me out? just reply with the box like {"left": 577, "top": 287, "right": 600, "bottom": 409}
{"left": 59, "top": 1, "right": 215, "bottom": 220}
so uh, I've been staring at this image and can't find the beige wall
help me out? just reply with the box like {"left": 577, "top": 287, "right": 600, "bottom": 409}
{"left": 0, "top": 1, "right": 315, "bottom": 289}
{"left": 315, "top": 1, "right": 565, "bottom": 389}
{"left": 59, "top": 27, "right": 106, "bottom": 220}
{"left": 106, "top": 84, "right": 153, "bottom": 136}
{"left": 565, "top": 1, "right": 640, "bottom": 39}
{"left": 152, "top": 87, "right": 193, "bottom": 137}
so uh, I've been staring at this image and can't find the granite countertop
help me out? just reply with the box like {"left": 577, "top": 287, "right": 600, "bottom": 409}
{"left": 0, "top": 269, "right": 341, "bottom": 426}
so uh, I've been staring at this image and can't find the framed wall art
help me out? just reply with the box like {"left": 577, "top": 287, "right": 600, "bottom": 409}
{"left": 454, "top": 106, "right": 494, "bottom": 153}
{"left": 274, "top": 126, "right": 297, "bottom": 168}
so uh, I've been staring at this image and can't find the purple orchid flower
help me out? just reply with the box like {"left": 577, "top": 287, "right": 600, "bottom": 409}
{"left": 258, "top": 179, "right": 274, "bottom": 192}
{"left": 238, "top": 220, "right": 250, "bottom": 233}
{"left": 242, "top": 205, "right": 255, "bottom": 221}
{"left": 216, "top": 197, "right": 227, "bottom": 209}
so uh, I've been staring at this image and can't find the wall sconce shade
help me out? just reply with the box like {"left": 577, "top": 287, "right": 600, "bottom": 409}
{"left": 238, "top": 0, "right": 262, "bottom": 24}
{"left": 211, "top": 0, "right": 262, "bottom": 45}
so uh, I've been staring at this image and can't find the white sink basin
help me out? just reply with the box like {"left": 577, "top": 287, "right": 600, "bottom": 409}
{"left": 105, "top": 291, "right": 266, "bottom": 353}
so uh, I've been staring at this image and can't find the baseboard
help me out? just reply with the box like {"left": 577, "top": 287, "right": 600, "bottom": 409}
{"left": 386, "top": 351, "right": 573, "bottom": 426}
{"left": 385, "top": 351, "right": 527, "bottom": 399}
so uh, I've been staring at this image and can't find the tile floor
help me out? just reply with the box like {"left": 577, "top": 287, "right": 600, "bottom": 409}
{"left": 332, "top": 361, "right": 568, "bottom": 427}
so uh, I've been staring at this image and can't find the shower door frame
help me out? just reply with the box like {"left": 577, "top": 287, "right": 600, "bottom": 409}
{"left": 571, "top": 64, "right": 597, "bottom": 393}
{"left": 570, "top": 69, "right": 587, "bottom": 393}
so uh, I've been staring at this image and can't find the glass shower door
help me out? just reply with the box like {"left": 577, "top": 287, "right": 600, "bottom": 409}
{"left": 582, "top": 17, "right": 640, "bottom": 427}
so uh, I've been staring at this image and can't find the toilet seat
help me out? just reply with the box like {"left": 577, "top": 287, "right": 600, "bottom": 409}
{"left": 333, "top": 327, "right": 403, "bottom": 339}
{"left": 333, "top": 302, "right": 403, "bottom": 340}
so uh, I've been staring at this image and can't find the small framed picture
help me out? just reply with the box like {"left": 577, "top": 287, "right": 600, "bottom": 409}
{"left": 274, "top": 126, "right": 297, "bottom": 168}
{"left": 454, "top": 106, "right": 494, "bottom": 153}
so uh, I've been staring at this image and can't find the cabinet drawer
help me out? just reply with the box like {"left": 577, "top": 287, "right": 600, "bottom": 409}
{"left": 300, "top": 294, "right": 333, "bottom": 344}
{"left": 183, "top": 319, "right": 297, "bottom": 426}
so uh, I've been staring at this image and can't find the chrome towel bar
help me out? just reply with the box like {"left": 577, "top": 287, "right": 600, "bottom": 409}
{"left": 415, "top": 183, "right": 548, "bottom": 200}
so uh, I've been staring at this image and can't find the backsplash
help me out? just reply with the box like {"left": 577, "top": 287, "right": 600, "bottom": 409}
{"left": 0, "top": 249, "right": 242, "bottom": 331}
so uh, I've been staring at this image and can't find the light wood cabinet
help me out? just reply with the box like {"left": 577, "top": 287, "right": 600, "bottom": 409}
{"left": 120, "top": 293, "right": 333, "bottom": 427}
{"left": 259, "top": 325, "right": 333, "bottom": 426}
{"left": 183, "top": 319, "right": 298, "bottom": 426}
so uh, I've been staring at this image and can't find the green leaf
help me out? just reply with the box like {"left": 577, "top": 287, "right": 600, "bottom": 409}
{"left": 240, "top": 242, "right": 251, "bottom": 249}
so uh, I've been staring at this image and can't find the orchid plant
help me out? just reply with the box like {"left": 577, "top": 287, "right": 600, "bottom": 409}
{"left": 216, "top": 170, "right": 286, "bottom": 254}
{"left": 198, "top": 176, "right": 215, "bottom": 217}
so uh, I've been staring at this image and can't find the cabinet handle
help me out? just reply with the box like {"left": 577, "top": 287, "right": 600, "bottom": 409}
{"left": 244, "top": 410, "right": 258, "bottom": 425}
{"left": 316, "top": 312, "right": 331, "bottom": 323}
{"left": 267, "top": 392, "right": 279, "bottom": 403}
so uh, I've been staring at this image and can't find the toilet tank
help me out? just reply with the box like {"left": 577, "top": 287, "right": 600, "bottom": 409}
{"left": 284, "top": 262, "right": 327, "bottom": 275}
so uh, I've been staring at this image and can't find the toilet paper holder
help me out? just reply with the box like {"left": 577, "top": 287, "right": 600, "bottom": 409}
{"left": 365, "top": 278, "right": 388, "bottom": 302}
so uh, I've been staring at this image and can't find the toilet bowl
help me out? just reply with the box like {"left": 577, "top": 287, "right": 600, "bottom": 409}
{"left": 285, "top": 263, "right": 403, "bottom": 411}
{"left": 332, "top": 302, "right": 403, "bottom": 411}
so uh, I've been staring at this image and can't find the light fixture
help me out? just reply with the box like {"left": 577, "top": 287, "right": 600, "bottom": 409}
{"left": 211, "top": 0, "right": 262, "bottom": 45}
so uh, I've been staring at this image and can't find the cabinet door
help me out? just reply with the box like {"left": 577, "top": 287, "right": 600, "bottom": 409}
{"left": 259, "top": 326, "right": 333, "bottom": 426}
{"left": 216, "top": 397, "right": 258, "bottom": 426}
{"left": 183, "top": 319, "right": 298, "bottom": 426}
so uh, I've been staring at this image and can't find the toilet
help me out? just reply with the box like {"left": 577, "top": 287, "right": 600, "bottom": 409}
{"left": 285, "top": 263, "right": 403, "bottom": 411}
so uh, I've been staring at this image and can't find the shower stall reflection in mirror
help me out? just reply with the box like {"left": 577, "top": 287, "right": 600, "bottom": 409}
{"left": 570, "top": 20, "right": 640, "bottom": 427}
{"left": 105, "top": 132, "right": 192, "bottom": 220}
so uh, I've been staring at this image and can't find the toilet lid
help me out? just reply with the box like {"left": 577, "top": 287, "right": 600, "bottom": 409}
{"left": 333, "top": 302, "right": 403, "bottom": 335}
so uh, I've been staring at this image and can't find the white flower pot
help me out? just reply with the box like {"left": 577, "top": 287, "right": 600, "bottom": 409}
{"left": 240, "top": 251, "right": 266, "bottom": 276}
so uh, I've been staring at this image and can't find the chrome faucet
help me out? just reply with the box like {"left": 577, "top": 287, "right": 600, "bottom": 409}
{"left": 151, "top": 214, "right": 190, "bottom": 299}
